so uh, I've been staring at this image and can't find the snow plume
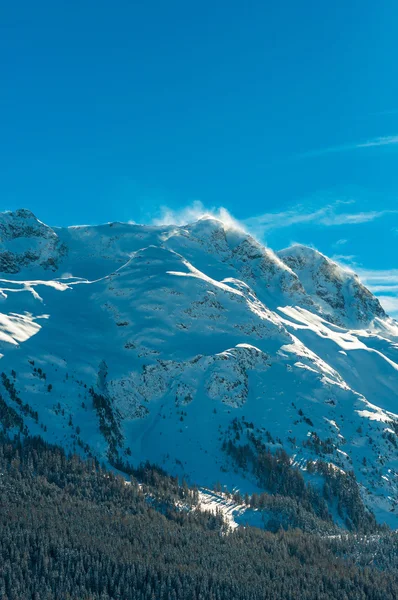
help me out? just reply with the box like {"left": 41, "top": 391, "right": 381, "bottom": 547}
{"left": 151, "top": 201, "right": 247, "bottom": 233}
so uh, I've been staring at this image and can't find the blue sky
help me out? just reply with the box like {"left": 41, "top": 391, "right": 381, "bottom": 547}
{"left": 1, "top": 1, "right": 398, "bottom": 313}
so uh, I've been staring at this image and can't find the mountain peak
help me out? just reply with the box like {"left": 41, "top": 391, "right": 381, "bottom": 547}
{"left": 277, "top": 244, "right": 386, "bottom": 326}
{"left": 0, "top": 208, "right": 56, "bottom": 239}
{"left": 0, "top": 209, "right": 63, "bottom": 275}
{"left": 278, "top": 243, "right": 332, "bottom": 265}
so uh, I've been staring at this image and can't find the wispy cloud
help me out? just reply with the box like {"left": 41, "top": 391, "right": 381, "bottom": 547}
{"left": 332, "top": 254, "right": 357, "bottom": 264}
{"left": 320, "top": 209, "right": 397, "bottom": 225}
{"left": 357, "top": 135, "right": 398, "bottom": 148}
{"left": 370, "top": 109, "right": 398, "bottom": 116}
{"left": 149, "top": 198, "right": 398, "bottom": 246}
{"left": 243, "top": 200, "right": 398, "bottom": 238}
{"left": 358, "top": 268, "right": 398, "bottom": 284}
{"left": 299, "top": 135, "right": 398, "bottom": 159}
{"left": 367, "top": 284, "right": 398, "bottom": 294}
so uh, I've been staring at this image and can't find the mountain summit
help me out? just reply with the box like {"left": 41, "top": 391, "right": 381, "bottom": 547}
{"left": 0, "top": 209, "right": 397, "bottom": 527}
{"left": 278, "top": 244, "right": 386, "bottom": 327}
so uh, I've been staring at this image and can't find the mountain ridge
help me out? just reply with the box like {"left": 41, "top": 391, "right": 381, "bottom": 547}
{"left": 0, "top": 208, "right": 397, "bottom": 528}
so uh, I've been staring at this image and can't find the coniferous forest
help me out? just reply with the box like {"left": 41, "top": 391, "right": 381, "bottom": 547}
{"left": 0, "top": 434, "right": 397, "bottom": 600}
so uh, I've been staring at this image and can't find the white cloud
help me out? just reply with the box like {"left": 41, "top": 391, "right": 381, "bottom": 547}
{"left": 299, "top": 135, "right": 398, "bottom": 158}
{"left": 332, "top": 254, "right": 357, "bottom": 264}
{"left": 242, "top": 200, "right": 398, "bottom": 238}
{"left": 357, "top": 136, "right": 398, "bottom": 148}
{"left": 369, "top": 284, "right": 398, "bottom": 293}
{"left": 322, "top": 210, "right": 397, "bottom": 225}
{"left": 357, "top": 268, "right": 398, "bottom": 285}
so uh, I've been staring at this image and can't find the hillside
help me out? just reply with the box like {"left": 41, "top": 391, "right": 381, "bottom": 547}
{"left": 1, "top": 434, "right": 398, "bottom": 600}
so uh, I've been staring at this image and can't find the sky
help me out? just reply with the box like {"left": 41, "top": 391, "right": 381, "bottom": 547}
{"left": 1, "top": 1, "right": 398, "bottom": 313}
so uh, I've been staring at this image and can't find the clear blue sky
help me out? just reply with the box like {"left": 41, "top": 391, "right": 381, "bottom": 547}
{"left": 1, "top": 1, "right": 398, "bottom": 312}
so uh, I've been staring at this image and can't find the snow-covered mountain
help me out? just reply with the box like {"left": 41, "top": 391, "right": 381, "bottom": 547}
{"left": 1, "top": 209, "right": 398, "bottom": 527}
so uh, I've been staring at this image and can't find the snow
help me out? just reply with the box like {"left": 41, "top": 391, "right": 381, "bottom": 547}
{"left": 197, "top": 489, "right": 248, "bottom": 530}
{"left": 0, "top": 210, "right": 398, "bottom": 528}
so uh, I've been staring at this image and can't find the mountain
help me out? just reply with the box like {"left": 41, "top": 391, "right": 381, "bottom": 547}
{"left": 4, "top": 435, "right": 398, "bottom": 600}
{"left": 277, "top": 244, "right": 386, "bottom": 327}
{"left": 0, "top": 209, "right": 397, "bottom": 528}
{"left": 0, "top": 208, "right": 67, "bottom": 273}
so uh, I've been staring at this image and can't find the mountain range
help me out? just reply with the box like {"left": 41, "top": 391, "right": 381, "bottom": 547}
{"left": 0, "top": 208, "right": 397, "bottom": 528}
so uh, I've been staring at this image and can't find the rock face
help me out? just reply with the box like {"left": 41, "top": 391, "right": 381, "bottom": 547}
{"left": 0, "top": 210, "right": 397, "bottom": 527}
{"left": 0, "top": 209, "right": 67, "bottom": 273}
{"left": 277, "top": 244, "right": 386, "bottom": 327}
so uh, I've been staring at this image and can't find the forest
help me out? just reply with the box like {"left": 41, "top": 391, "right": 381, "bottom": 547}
{"left": 0, "top": 434, "right": 397, "bottom": 600}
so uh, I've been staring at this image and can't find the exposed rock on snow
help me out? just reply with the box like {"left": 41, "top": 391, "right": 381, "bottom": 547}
{"left": 0, "top": 209, "right": 397, "bottom": 527}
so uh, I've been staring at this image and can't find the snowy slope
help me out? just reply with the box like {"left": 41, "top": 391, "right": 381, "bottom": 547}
{"left": 0, "top": 209, "right": 397, "bottom": 527}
